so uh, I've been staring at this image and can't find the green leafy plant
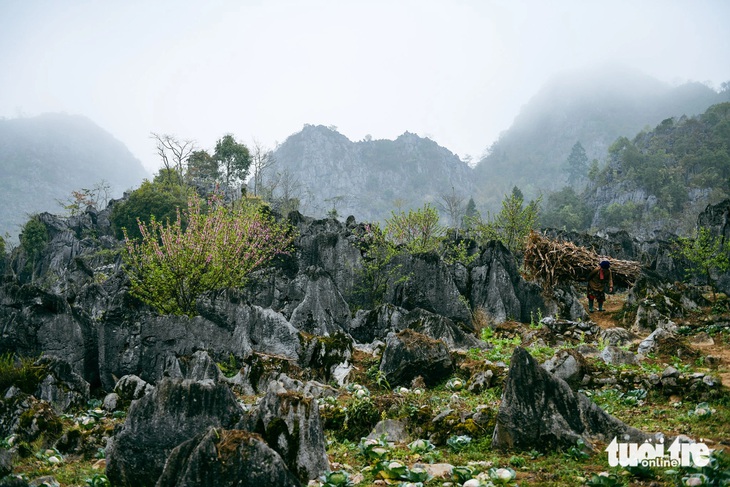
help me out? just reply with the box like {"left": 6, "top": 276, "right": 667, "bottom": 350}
{"left": 450, "top": 465, "right": 477, "bottom": 484}
{"left": 84, "top": 474, "right": 111, "bottom": 487}
{"left": 319, "top": 470, "right": 353, "bottom": 487}
{"left": 407, "top": 438, "right": 435, "bottom": 454}
{"left": 489, "top": 467, "right": 517, "bottom": 485}
{"left": 446, "top": 434, "right": 472, "bottom": 452}
{"left": 123, "top": 194, "right": 294, "bottom": 315}
{"left": 675, "top": 227, "right": 730, "bottom": 301}
{"left": 563, "top": 438, "right": 590, "bottom": 461}
{"left": 586, "top": 472, "right": 623, "bottom": 486}
{"left": 385, "top": 203, "right": 444, "bottom": 254}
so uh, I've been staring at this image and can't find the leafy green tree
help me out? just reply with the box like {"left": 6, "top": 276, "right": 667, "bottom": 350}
{"left": 356, "top": 223, "right": 406, "bottom": 307}
{"left": 385, "top": 203, "right": 444, "bottom": 254}
{"left": 462, "top": 197, "right": 480, "bottom": 231}
{"left": 123, "top": 195, "right": 294, "bottom": 315}
{"left": 540, "top": 186, "right": 592, "bottom": 231}
{"left": 676, "top": 227, "right": 730, "bottom": 300}
{"left": 476, "top": 187, "right": 540, "bottom": 254}
{"left": 186, "top": 150, "right": 219, "bottom": 184}
{"left": 214, "top": 134, "right": 251, "bottom": 188}
{"left": 565, "top": 141, "right": 589, "bottom": 186}
{"left": 110, "top": 179, "right": 189, "bottom": 240}
{"left": 20, "top": 216, "right": 49, "bottom": 281}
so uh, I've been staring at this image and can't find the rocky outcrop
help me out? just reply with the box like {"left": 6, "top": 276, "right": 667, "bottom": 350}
{"left": 246, "top": 377, "right": 329, "bottom": 481}
{"left": 470, "top": 241, "right": 544, "bottom": 323}
{"left": 34, "top": 356, "right": 90, "bottom": 413}
{"left": 493, "top": 347, "right": 650, "bottom": 452}
{"left": 99, "top": 296, "right": 302, "bottom": 390}
{"left": 386, "top": 252, "right": 471, "bottom": 326}
{"left": 379, "top": 329, "right": 453, "bottom": 387}
{"left": 105, "top": 378, "right": 243, "bottom": 487}
{"left": 347, "top": 304, "right": 406, "bottom": 344}
{"left": 0, "top": 282, "right": 98, "bottom": 386}
{"left": 156, "top": 428, "right": 301, "bottom": 487}
{"left": 288, "top": 267, "right": 351, "bottom": 336}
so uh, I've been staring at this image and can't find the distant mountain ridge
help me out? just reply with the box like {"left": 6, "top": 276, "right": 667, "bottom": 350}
{"left": 473, "top": 65, "right": 730, "bottom": 211}
{"left": 266, "top": 124, "right": 475, "bottom": 223}
{"left": 0, "top": 113, "right": 149, "bottom": 238}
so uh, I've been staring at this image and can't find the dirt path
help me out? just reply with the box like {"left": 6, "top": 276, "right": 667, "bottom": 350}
{"left": 582, "top": 292, "right": 626, "bottom": 330}
{"left": 583, "top": 291, "right": 730, "bottom": 388}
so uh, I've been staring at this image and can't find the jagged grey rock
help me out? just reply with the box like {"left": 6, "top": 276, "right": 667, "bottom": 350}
{"left": 113, "top": 375, "right": 154, "bottom": 402}
{"left": 493, "top": 347, "right": 650, "bottom": 451}
{"left": 470, "top": 241, "right": 544, "bottom": 323}
{"left": 542, "top": 349, "right": 589, "bottom": 389}
{"left": 600, "top": 327, "right": 633, "bottom": 346}
{"left": 600, "top": 346, "right": 638, "bottom": 366}
{"left": 0, "top": 283, "right": 97, "bottom": 385}
{"left": 289, "top": 267, "right": 351, "bottom": 336}
{"left": 402, "top": 308, "right": 482, "bottom": 351}
{"left": 34, "top": 356, "right": 90, "bottom": 413}
{"left": 155, "top": 428, "right": 301, "bottom": 487}
{"left": 164, "top": 350, "right": 222, "bottom": 383}
{"left": 386, "top": 252, "right": 472, "bottom": 326}
{"left": 367, "top": 419, "right": 410, "bottom": 443}
{"left": 246, "top": 377, "right": 329, "bottom": 481}
{"left": 379, "top": 329, "right": 453, "bottom": 387}
{"left": 105, "top": 378, "right": 243, "bottom": 487}
{"left": 99, "top": 295, "right": 301, "bottom": 390}
{"left": 347, "top": 304, "right": 406, "bottom": 344}
{"left": 637, "top": 328, "right": 673, "bottom": 355}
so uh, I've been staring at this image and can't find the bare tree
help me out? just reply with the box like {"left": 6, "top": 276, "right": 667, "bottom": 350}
{"left": 250, "top": 139, "right": 276, "bottom": 197}
{"left": 150, "top": 133, "right": 196, "bottom": 180}
{"left": 263, "top": 169, "right": 302, "bottom": 215}
{"left": 437, "top": 186, "right": 465, "bottom": 228}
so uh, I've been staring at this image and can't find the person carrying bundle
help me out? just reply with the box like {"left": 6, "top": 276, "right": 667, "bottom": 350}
{"left": 587, "top": 260, "right": 613, "bottom": 312}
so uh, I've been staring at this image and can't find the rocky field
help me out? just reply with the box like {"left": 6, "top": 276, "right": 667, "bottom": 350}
{"left": 1, "top": 200, "right": 729, "bottom": 487}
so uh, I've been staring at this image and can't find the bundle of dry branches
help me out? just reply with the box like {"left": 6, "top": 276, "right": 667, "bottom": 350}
{"left": 523, "top": 231, "right": 642, "bottom": 288}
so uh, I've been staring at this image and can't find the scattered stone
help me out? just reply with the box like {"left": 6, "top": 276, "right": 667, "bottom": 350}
{"left": 379, "top": 330, "right": 453, "bottom": 387}
{"left": 467, "top": 370, "right": 494, "bottom": 394}
{"left": 0, "top": 448, "right": 11, "bottom": 478}
{"left": 600, "top": 327, "right": 633, "bottom": 347}
{"left": 156, "top": 428, "right": 301, "bottom": 487}
{"left": 367, "top": 419, "right": 410, "bottom": 444}
{"left": 113, "top": 375, "right": 154, "bottom": 402}
{"left": 600, "top": 346, "right": 638, "bottom": 366}
{"left": 689, "top": 332, "right": 714, "bottom": 346}
{"left": 102, "top": 393, "right": 120, "bottom": 412}
{"left": 493, "top": 347, "right": 650, "bottom": 452}
{"left": 542, "top": 349, "right": 590, "bottom": 389}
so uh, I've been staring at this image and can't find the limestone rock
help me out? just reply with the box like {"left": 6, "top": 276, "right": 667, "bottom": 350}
{"left": 246, "top": 377, "right": 329, "bottom": 481}
{"left": 105, "top": 378, "right": 243, "bottom": 487}
{"left": 34, "top": 356, "right": 90, "bottom": 414}
{"left": 493, "top": 347, "right": 650, "bottom": 452}
{"left": 379, "top": 330, "right": 453, "bottom": 387}
{"left": 156, "top": 428, "right": 301, "bottom": 487}
{"left": 113, "top": 375, "right": 154, "bottom": 402}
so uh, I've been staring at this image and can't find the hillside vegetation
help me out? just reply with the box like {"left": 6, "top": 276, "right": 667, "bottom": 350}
{"left": 542, "top": 102, "right": 730, "bottom": 235}
{"left": 473, "top": 66, "right": 730, "bottom": 213}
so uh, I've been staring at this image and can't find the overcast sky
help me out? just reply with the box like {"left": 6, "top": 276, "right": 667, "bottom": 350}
{"left": 1, "top": 0, "right": 729, "bottom": 173}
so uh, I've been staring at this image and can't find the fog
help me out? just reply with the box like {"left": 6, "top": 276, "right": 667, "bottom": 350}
{"left": 1, "top": 0, "right": 728, "bottom": 173}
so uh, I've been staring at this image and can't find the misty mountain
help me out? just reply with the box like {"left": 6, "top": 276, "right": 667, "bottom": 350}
{"left": 264, "top": 125, "right": 475, "bottom": 223}
{"left": 0, "top": 113, "right": 149, "bottom": 238}
{"left": 473, "top": 65, "right": 730, "bottom": 210}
